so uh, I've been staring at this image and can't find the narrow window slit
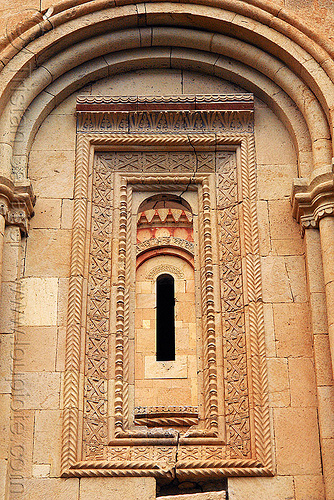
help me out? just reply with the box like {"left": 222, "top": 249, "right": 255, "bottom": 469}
{"left": 156, "top": 274, "right": 175, "bottom": 361}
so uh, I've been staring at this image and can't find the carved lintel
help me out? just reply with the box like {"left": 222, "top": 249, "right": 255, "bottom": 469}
{"left": 0, "top": 177, "right": 35, "bottom": 234}
{"left": 76, "top": 94, "right": 254, "bottom": 133}
{"left": 291, "top": 168, "right": 334, "bottom": 235}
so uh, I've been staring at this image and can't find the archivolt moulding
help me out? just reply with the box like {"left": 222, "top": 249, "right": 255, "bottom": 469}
{"left": 0, "top": 2, "right": 333, "bottom": 182}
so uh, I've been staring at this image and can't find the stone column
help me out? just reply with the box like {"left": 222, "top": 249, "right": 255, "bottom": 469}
{"left": 292, "top": 174, "right": 334, "bottom": 500}
{"left": 304, "top": 228, "right": 334, "bottom": 500}
{"left": 319, "top": 216, "right": 334, "bottom": 372}
{"left": 0, "top": 213, "right": 5, "bottom": 295}
{"left": 0, "top": 179, "right": 34, "bottom": 500}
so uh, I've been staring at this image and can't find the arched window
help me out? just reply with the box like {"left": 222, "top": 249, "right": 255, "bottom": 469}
{"left": 156, "top": 274, "right": 175, "bottom": 361}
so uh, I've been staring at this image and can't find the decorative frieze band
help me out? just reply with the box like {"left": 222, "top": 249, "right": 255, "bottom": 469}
{"left": 77, "top": 94, "right": 254, "bottom": 134}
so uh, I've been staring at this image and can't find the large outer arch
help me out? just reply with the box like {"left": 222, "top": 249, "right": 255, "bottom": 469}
{"left": 0, "top": 1, "right": 333, "bottom": 181}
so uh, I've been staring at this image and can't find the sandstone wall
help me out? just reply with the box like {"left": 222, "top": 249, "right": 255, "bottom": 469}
{"left": 0, "top": 68, "right": 326, "bottom": 499}
{"left": 0, "top": 0, "right": 333, "bottom": 499}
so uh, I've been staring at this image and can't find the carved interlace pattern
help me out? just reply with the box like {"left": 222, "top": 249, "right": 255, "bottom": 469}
{"left": 64, "top": 129, "right": 271, "bottom": 479}
{"left": 217, "top": 152, "right": 251, "bottom": 458}
{"left": 96, "top": 151, "right": 217, "bottom": 173}
{"left": 137, "top": 237, "right": 194, "bottom": 256}
{"left": 83, "top": 157, "right": 112, "bottom": 459}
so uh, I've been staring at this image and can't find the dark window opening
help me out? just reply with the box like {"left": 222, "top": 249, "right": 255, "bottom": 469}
{"left": 156, "top": 274, "right": 175, "bottom": 361}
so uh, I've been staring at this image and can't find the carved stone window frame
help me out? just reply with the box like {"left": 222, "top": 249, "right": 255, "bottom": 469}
{"left": 62, "top": 95, "right": 272, "bottom": 481}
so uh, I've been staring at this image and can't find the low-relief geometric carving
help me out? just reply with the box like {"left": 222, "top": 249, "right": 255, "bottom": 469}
{"left": 62, "top": 95, "right": 272, "bottom": 481}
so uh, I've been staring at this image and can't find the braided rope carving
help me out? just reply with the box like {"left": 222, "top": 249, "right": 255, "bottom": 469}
{"left": 63, "top": 126, "right": 272, "bottom": 478}
{"left": 240, "top": 136, "right": 272, "bottom": 469}
{"left": 61, "top": 134, "right": 90, "bottom": 473}
{"left": 134, "top": 417, "right": 199, "bottom": 427}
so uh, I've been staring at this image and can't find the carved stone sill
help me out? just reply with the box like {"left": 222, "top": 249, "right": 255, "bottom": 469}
{"left": 134, "top": 406, "right": 199, "bottom": 427}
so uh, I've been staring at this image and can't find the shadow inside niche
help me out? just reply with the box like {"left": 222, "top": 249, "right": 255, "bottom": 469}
{"left": 156, "top": 478, "right": 228, "bottom": 497}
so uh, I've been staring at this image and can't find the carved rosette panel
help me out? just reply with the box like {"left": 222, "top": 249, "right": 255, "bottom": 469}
{"left": 62, "top": 94, "right": 272, "bottom": 481}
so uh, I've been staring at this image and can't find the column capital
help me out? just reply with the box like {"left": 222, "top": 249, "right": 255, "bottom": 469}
{"left": 0, "top": 177, "right": 35, "bottom": 234}
{"left": 292, "top": 165, "right": 334, "bottom": 234}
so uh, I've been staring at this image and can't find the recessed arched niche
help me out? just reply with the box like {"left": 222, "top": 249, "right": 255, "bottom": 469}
{"left": 135, "top": 193, "right": 198, "bottom": 426}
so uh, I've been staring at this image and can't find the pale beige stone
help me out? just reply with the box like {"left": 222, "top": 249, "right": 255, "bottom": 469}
{"left": 314, "top": 334, "right": 334, "bottom": 385}
{"left": 31, "top": 198, "right": 62, "bottom": 229}
{"left": 229, "top": 476, "right": 294, "bottom": 500}
{"left": 145, "top": 355, "right": 188, "bottom": 379}
{"left": 0, "top": 333, "right": 14, "bottom": 393}
{"left": 1, "top": 226, "right": 21, "bottom": 282}
{"left": 80, "top": 477, "right": 155, "bottom": 500}
{"left": 31, "top": 113, "right": 76, "bottom": 152}
{"left": 33, "top": 410, "right": 62, "bottom": 476}
{"left": 56, "top": 327, "right": 66, "bottom": 372}
{"left": 288, "top": 358, "right": 317, "bottom": 407}
{"left": 294, "top": 475, "right": 325, "bottom": 500}
{"left": 32, "top": 464, "right": 51, "bottom": 477}
{"left": 261, "top": 256, "right": 293, "bottom": 303}
{"left": 17, "top": 478, "right": 79, "bottom": 499}
{"left": 267, "top": 358, "right": 290, "bottom": 407}
{"left": 25, "top": 230, "right": 71, "bottom": 277}
{"left": 183, "top": 69, "right": 243, "bottom": 94}
{"left": 317, "top": 386, "right": 334, "bottom": 439}
{"left": 257, "top": 164, "right": 297, "bottom": 200}
{"left": 60, "top": 199, "right": 74, "bottom": 229}
{"left": 304, "top": 229, "right": 325, "bottom": 293}
{"left": 273, "top": 303, "right": 312, "bottom": 357}
{"left": 283, "top": 255, "right": 307, "bottom": 303}
{"left": 263, "top": 304, "right": 276, "bottom": 357}
{"left": 57, "top": 278, "right": 69, "bottom": 326}
{"left": 321, "top": 439, "right": 334, "bottom": 500}
{"left": 0, "top": 394, "right": 10, "bottom": 459}
{"left": 92, "top": 68, "right": 182, "bottom": 96}
{"left": 16, "top": 327, "right": 57, "bottom": 372}
{"left": 256, "top": 200, "right": 270, "bottom": 256}
{"left": 274, "top": 407, "right": 322, "bottom": 475}
{"left": 310, "top": 293, "right": 328, "bottom": 334}
{"left": 29, "top": 149, "right": 75, "bottom": 198}
{"left": 0, "top": 459, "right": 7, "bottom": 500}
{"left": 271, "top": 237, "right": 304, "bottom": 256}
{"left": 9, "top": 409, "right": 34, "bottom": 478}
{"left": 20, "top": 372, "right": 60, "bottom": 410}
{"left": 268, "top": 199, "right": 302, "bottom": 241}
{"left": 254, "top": 106, "right": 297, "bottom": 165}
{"left": 0, "top": 281, "right": 18, "bottom": 335}
{"left": 20, "top": 278, "right": 58, "bottom": 326}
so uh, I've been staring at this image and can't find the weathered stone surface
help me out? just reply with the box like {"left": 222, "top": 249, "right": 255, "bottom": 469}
{"left": 274, "top": 408, "right": 322, "bottom": 475}
{"left": 273, "top": 303, "right": 313, "bottom": 358}
{"left": 80, "top": 477, "right": 156, "bottom": 500}
{"left": 294, "top": 475, "right": 325, "bottom": 500}
{"left": 20, "top": 278, "right": 58, "bottom": 326}
{"left": 17, "top": 478, "right": 79, "bottom": 499}
{"left": 229, "top": 476, "right": 295, "bottom": 500}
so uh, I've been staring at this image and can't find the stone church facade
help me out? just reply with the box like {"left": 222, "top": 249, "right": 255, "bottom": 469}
{"left": 0, "top": 1, "right": 333, "bottom": 499}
